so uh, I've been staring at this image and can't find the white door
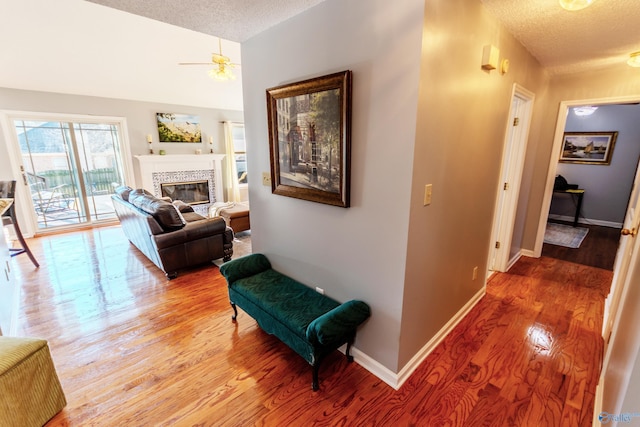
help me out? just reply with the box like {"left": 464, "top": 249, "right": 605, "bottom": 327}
{"left": 489, "top": 84, "right": 535, "bottom": 272}
{"left": 602, "top": 157, "right": 640, "bottom": 344}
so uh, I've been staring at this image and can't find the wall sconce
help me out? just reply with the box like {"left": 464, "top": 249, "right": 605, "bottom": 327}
{"left": 627, "top": 51, "right": 640, "bottom": 67}
{"left": 209, "top": 136, "right": 214, "bottom": 153}
{"left": 481, "top": 45, "right": 499, "bottom": 71}
{"left": 147, "top": 134, "right": 153, "bottom": 154}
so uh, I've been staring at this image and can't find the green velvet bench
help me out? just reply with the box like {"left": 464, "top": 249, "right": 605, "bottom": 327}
{"left": 0, "top": 336, "right": 66, "bottom": 427}
{"left": 219, "top": 253, "right": 370, "bottom": 391}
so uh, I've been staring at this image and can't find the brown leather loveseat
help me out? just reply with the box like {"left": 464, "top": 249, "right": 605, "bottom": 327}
{"left": 112, "top": 187, "right": 233, "bottom": 278}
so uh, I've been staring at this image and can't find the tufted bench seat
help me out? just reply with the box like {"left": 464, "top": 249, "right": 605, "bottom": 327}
{"left": 219, "top": 253, "right": 370, "bottom": 390}
{"left": 0, "top": 336, "right": 66, "bottom": 427}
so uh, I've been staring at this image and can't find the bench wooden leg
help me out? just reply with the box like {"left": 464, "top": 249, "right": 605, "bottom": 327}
{"left": 312, "top": 363, "right": 320, "bottom": 391}
{"left": 346, "top": 341, "right": 354, "bottom": 363}
{"left": 230, "top": 302, "right": 238, "bottom": 321}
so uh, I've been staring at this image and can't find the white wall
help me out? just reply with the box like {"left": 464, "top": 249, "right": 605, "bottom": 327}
{"left": 241, "top": 0, "right": 424, "bottom": 371}
{"left": 550, "top": 104, "right": 640, "bottom": 226}
{"left": 1, "top": 0, "right": 242, "bottom": 111}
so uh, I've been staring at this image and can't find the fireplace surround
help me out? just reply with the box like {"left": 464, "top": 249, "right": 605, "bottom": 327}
{"left": 134, "top": 154, "right": 225, "bottom": 216}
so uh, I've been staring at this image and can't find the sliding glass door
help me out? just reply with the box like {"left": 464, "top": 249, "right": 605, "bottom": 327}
{"left": 12, "top": 119, "right": 127, "bottom": 231}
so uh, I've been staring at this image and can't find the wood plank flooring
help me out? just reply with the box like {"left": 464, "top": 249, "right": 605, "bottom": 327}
{"left": 9, "top": 226, "right": 612, "bottom": 426}
{"left": 542, "top": 220, "right": 621, "bottom": 270}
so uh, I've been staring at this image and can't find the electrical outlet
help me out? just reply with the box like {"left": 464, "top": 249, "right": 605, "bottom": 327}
{"left": 472, "top": 266, "right": 478, "bottom": 280}
{"left": 423, "top": 184, "right": 433, "bottom": 206}
{"left": 262, "top": 172, "right": 271, "bottom": 186}
{"left": 315, "top": 287, "right": 324, "bottom": 295}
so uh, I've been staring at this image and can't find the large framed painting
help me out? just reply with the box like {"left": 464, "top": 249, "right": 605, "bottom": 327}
{"left": 559, "top": 131, "right": 618, "bottom": 165}
{"left": 156, "top": 113, "right": 202, "bottom": 143}
{"left": 266, "top": 70, "right": 352, "bottom": 207}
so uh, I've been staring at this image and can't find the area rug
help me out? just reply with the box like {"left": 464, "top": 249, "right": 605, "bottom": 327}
{"left": 544, "top": 223, "right": 589, "bottom": 248}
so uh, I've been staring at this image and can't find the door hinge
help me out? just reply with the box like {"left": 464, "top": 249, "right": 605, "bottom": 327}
{"left": 513, "top": 117, "right": 520, "bottom": 126}
{"left": 503, "top": 182, "right": 509, "bottom": 191}
{"left": 495, "top": 241, "right": 501, "bottom": 249}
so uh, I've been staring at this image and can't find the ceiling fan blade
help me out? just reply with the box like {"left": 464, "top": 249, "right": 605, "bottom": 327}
{"left": 178, "top": 62, "right": 213, "bottom": 65}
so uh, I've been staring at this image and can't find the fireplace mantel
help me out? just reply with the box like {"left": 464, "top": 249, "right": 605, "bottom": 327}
{"left": 134, "top": 154, "right": 226, "bottom": 207}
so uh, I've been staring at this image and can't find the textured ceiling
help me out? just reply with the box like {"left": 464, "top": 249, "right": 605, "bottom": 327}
{"left": 481, "top": 0, "right": 640, "bottom": 75}
{"left": 85, "top": 0, "right": 327, "bottom": 43}
{"left": 86, "top": 0, "right": 640, "bottom": 75}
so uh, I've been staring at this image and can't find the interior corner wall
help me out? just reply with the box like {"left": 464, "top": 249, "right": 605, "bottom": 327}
{"left": 241, "top": 0, "right": 425, "bottom": 372}
{"left": 520, "top": 66, "right": 640, "bottom": 251}
{"left": 399, "top": 0, "right": 549, "bottom": 368}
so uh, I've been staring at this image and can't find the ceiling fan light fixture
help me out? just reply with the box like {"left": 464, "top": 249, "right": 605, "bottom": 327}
{"left": 559, "top": 0, "right": 596, "bottom": 11}
{"left": 627, "top": 51, "right": 640, "bottom": 67}
{"left": 208, "top": 65, "right": 236, "bottom": 81}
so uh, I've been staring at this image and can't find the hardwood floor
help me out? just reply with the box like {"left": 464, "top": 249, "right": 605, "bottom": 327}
{"left": 542, "top": 220, "right": 621, "bottom": 270}
{"left": 10, "top": 226, "right": 611, "bottom": 426}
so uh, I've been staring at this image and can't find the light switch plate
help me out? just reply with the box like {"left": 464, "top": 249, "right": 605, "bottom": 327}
{"left": 262, "top": 172, "right": 271, "bottom": 186}
{"left": 424, "top": 184, "right": 433, "bottom": 206}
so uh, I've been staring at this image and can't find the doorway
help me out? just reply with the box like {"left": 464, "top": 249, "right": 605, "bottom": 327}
{"left": 3, "top": 113, "right": 134, "bottom": 235}
{"left": 536, "top": 97, "right": 640, "bottom": 337}
{"left": 489, "top": 84, "right": 535, "bottom": 273}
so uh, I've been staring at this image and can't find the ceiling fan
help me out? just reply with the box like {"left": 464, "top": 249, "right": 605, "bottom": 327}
{"left": 178, "top": 38, "right": 239, "bottom": 81}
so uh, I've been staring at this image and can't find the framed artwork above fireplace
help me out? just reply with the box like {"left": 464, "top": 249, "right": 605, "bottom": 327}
{"left": 156, "top": 113, "right": 202, "bottom": 143}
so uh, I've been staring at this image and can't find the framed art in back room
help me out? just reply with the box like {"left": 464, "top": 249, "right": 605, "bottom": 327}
{"left": 559, "top": 131, "right": 618, "bottom": 165}
{"left": 266, "top": 70, "right": 352, "bottom": 207}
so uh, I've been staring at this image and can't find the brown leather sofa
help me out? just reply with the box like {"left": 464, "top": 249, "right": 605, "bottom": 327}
{"left": 112, "top": 187, "right": 233, "bottom": 278}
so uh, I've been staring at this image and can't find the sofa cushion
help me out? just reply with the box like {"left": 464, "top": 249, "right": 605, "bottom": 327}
{"left": 114, "top": 185, "right": 133, "bottom": 201}
{"left": 172, "top": 200, "right": 195, "bottom": 213}
{"left": 181, "top": 211, "right": 205, "bottom": 223}
{"left": 128, "top": 190, "right": 185, "bottom": 232}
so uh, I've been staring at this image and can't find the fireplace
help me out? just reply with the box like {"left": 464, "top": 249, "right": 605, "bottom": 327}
{"left": 161, "top": 180, "right": 210, "bottom": 205}
{"left": 134, "top": 154, "right": 225, "bottom": 217}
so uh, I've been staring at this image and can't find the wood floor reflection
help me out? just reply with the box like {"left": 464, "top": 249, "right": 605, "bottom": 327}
{"left": 11, "top": 226, "right": 611, "bottom": 426}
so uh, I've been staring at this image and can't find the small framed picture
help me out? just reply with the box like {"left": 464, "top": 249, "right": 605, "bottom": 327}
{"left": 559, "top": 131, "right": 618, "bottom": 165}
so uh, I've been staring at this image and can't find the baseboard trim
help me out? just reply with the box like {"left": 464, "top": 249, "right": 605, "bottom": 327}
{"left": 506, "top": 251, "right": 523, "bottom": 271}
{"left": 353, "top": 286, "right": 486, "bottom": 390}
{"left": 547, "top": 214, "right": 622, "bottom": 229}
{"left": 593, "top": 381, "right": 604, "bottom": 426}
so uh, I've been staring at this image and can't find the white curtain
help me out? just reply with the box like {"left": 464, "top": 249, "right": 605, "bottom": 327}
{"left": 223, "top": 121, "right": 241, "bottom": 202}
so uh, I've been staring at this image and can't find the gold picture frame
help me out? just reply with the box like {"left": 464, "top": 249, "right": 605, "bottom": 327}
{"left": 559, "top": 131, "right": 618, "bottom": 165}
{"left": 266, "top": 70, "right": 352, "bottom": 207}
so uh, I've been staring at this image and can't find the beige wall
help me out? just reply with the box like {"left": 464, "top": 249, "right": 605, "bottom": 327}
{"left": 399, "top": 0, "right": 549, "bottom": 367}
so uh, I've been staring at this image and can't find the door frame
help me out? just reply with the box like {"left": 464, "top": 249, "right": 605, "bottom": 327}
{"left": 0, "top": 110, "right": 135, "bottom": 237}
{"left": 533, "top": 94, "right": 640, "bottom": 256}
{"left": 489, "top": 84, "right": 535, "bottom": 272}
{"left": 535, "top": 95, "right": 640, "bottom": 425}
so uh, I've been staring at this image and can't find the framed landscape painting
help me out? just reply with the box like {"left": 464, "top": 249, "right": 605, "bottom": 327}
{"left": 266, "top": 70, "right": 352, "bottom": 207}
{"left": 559, "top": 131, "right": 618, "bottom": 165}
{"left": 156, "top": 113, "right": 202, "bottom": 143}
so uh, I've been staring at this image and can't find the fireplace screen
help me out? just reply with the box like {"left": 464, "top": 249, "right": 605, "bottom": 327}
{"left": 161, "top": 180, "right": 210, "bottom": 205}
